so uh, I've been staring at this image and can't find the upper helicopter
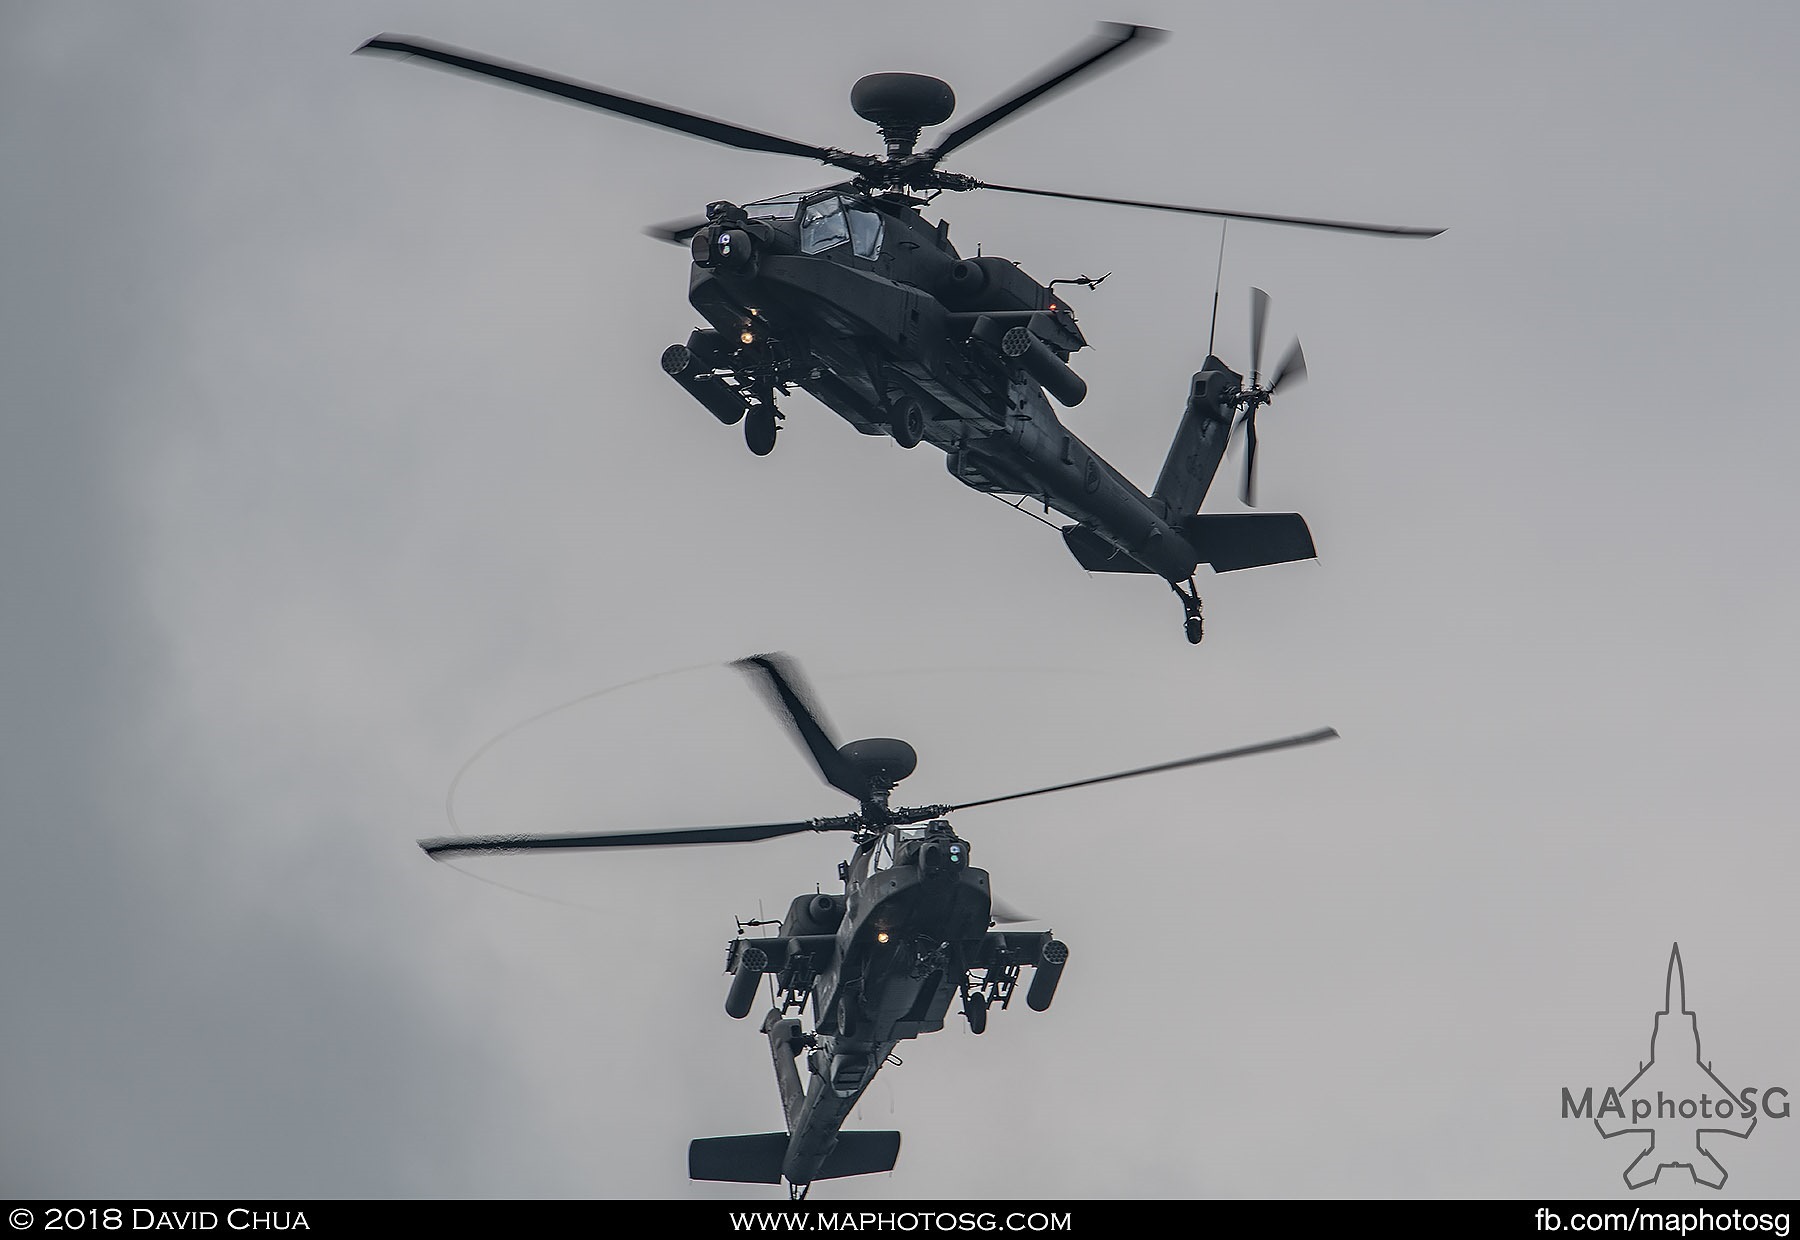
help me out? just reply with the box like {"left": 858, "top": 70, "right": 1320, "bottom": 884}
{"left": 420, "top": 652, "right": 1338, "bottom": 1197}
{"left": 358, "top": 24, "right": 1441, "bottom": 641}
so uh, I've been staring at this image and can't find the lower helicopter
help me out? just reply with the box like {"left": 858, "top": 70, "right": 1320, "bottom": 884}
{"left": 419, "top": 653, "right": 1337, "bottom": 1197}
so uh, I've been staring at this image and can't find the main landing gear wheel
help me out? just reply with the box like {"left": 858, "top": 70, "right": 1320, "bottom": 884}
{"left": 889, "top": 398, "right": 925, "bottom": 449}
{"left": 1173, "top": 577, "right": 1205, "bottom": 645}
{"left": 745, "top": 405, "right": 779, "bottom": 456}
{"left": 962, "top": 992, "right": 988, "bottom": 1035}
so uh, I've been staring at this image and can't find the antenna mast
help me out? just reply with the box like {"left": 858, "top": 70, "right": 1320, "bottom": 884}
{"left": 1206, "top": 221, "right": 1228, "bottom": 357}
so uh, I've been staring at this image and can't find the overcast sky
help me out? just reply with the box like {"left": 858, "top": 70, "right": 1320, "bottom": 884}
{"left": 3, "top": 0, "right": 1796, "bottom": 1201}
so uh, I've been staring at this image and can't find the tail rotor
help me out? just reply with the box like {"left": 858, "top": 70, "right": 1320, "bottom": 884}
{"left": 1232, "top": 288, "right": 1308, "bottom": 507}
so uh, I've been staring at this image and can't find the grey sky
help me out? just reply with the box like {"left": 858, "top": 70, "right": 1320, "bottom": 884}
{"left": 3, "top": 0, "right": 1796, "bottom": 1200}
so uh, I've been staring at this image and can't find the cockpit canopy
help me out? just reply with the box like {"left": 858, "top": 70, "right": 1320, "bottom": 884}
{"left": 745, "top": 192, "right": 884, "bottom": 260}
{"left": 870, "top": 820, "right": 967, "bottom": 874}
{"left": 742, "top": 195, "right": 803, "bottom": 222}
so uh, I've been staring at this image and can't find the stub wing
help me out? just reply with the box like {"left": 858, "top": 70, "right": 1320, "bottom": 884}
{"left": 729, "top": 934, "right": 837, "bottom": 972}
{"left": 970, "top": 930, "right": 1057, "bottom": 966}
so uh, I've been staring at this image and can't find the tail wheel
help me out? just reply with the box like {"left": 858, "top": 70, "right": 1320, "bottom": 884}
{"left": 745, "top": 405, "right": 779, "bottom": 456}
{"left": 890, "top": 398, "right": 925, "bottom": 449}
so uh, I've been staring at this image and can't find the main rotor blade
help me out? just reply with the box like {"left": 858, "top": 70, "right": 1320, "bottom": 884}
{"left": 927, "top": 22, "right": 1167, "bottom": 161}
{"left": 974, "top": 182, "right": 1445, "bottom": 238}
{"left": 419, "top": 817, "right": 858, "bottom": 859}
{"left": 735, "top": 654, "right": 870, "bottom": 803}
{"left": 945, "top": 727, "right": 1338, "bottom": 813}
{"left": 1268, "top": 338, "right": 1308, "bottom": 394}
{"left": 644, "top": 215, "right": 709, "bottom": 245}
{"left": 989, "top": 896, "right": 1041, "bottom": 926}
{"left": 1249, "top": 287, "right": 1270, "bottom": 382}
{"left": 358, "top": 35, "right": 866, "bottom": 172}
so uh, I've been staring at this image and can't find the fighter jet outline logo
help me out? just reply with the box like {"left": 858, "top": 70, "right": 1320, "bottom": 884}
{"left": 1593, "top": 943, "right": 1756, "bottom": 1189}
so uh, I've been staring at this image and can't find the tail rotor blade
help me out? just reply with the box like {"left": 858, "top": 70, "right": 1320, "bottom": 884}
{"left": 1269, "top": 338, "right": 1307, "bottom": 394}
{"left": 1249, "top": 287, "right": 1269, "bottom": 384}
{"left": 1239, "top": 412, "right": 1259, "bottom": 507}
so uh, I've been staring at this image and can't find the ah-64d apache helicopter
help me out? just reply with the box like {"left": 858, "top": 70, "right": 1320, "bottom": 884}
{"left": 358, "top": 24, "right": 1441, "bottom": 643}
{"left": 419, "top": 653, "right": 1337, "bottom": 1197}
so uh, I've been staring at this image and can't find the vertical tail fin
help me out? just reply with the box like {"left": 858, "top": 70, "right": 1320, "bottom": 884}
{"left": 1152, "top": 357, "right": 1241, "bottom": 518}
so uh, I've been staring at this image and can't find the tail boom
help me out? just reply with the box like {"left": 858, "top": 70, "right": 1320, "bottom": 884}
{"left": 1061, "top": 356, "right": 1315, "bottom": 581}
{"left": 687, "top": 1008, "right": 901, "bottom": 1190}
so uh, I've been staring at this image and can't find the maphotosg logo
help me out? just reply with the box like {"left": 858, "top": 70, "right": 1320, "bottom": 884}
{"left": 1561, "top": 944, "right": 1790, "bottom": 1189}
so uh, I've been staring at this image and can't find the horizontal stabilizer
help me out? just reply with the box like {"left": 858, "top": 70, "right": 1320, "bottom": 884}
{"left": 689, "top": 1133, "right": 786, "bottom": 1184}
{"left": 688, "top": 1130, "right": 902, "bottom": 1184}
{"left": 820, "top": 1130, "right": 902, "bottom": 1179}
{"left": 1062, "top": 524, "right": 1156, "bottom": 575}
{"left": 1180, "top": 512, "right": 1315, "bottom": 573}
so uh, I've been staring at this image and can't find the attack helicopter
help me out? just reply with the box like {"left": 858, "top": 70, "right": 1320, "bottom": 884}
{"left": 357, "top": 24, "right": 1441, "bottom": 643}
{"left": 418, "top": 653, "right": 1337, "bottom": 1197}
